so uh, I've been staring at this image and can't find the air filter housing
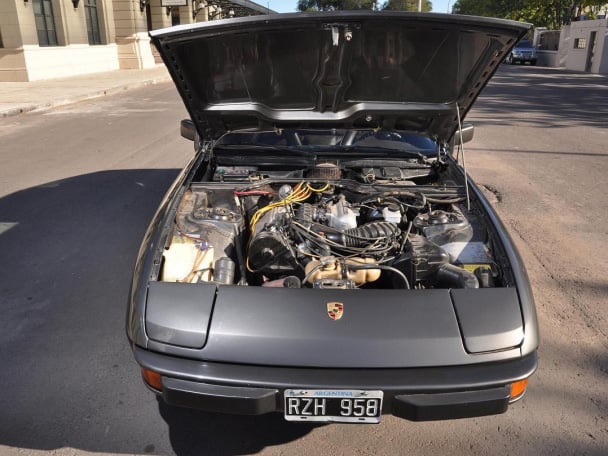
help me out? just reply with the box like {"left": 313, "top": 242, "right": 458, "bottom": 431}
{"left": 308, "top": 162, "right": 341, "bottom": 179}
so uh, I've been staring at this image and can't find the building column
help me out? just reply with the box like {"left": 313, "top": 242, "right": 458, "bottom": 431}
{"left": 0, "top": 0, "right": 37, "bottom": 81}
{"left": 112, "top": 0, "right": 156, "bottom": 69}
{"left": 179, "top": 3, "right": 195, "bottom": 25}
{"left": 150, "top": 0, "right": 172, "bottom": 29}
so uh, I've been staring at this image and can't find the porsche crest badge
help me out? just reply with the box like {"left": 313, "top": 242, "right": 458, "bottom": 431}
{"left": 327, "top": 302, "right": 344, "bottom": 320}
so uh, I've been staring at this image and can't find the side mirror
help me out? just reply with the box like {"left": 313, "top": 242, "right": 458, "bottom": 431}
{"left": 453, "top": 123, "right": 474, "bottom": 145}
{"left": 180, "top": 119, "right": 196, "bottom": 141}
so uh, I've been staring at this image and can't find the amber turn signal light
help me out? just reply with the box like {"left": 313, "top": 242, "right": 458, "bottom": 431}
{"left": 510, "top": 378, "right": 528, "bottom": 400}
{"left": 142, "top": 368, "right": 162, "bottom": 390}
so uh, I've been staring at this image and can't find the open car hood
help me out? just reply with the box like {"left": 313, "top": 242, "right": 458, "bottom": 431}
{"left": 150, "top": 12, "right": 529, "bottom": 142}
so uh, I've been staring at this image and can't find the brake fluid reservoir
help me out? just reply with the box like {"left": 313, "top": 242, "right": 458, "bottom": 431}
{"left": 382, "top": 205, "right": 402, "bottom": 224}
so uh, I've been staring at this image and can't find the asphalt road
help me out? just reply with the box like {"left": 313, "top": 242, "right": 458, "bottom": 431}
{"left": 0, "top": 66, "right": 606, "bottom": 456}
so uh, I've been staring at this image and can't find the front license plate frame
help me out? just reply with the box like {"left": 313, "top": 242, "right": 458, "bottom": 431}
{"left": 284, "top": 389, "right": 383, "bottom": 423}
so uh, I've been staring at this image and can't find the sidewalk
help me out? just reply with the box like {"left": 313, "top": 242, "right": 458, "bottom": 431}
{"left": 0, "top": 65, "right": 171, "bottom": 118}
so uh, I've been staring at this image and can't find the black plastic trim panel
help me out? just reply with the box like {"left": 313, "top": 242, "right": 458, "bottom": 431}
{"left": 392, "top": 386, "right": 511, "bottom": 421}
{"left": 162, "top": 377, "right": 277, "bottom": 414}
{"left": 134, "top": 346, "right": 536, "bottom": 420}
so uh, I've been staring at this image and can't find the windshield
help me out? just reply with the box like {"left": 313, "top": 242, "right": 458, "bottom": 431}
{"left": 215, "top": 129, "right": 438, "bottom": 157}
{"left": 517, "top": 40, "right": 533, "bottom": 48}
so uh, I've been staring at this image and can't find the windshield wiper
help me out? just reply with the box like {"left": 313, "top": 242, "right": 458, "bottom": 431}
{"left": 342, "top": 145, "right": 431, "bottom": 163}
{"left": 213, "top": 144, "right": 316, "bottom": 157}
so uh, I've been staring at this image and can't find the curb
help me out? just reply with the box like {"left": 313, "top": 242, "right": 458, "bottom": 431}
{"left": 0, "top": 74, "right": 171, "bottom": 118}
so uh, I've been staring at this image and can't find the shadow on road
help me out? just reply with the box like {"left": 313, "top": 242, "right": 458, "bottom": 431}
{"left": 159, "top": 400, "right": 319, "bottom": 456}
{"left": 0, "top": 169, "right": 314, "bottom": 455}
{"left": 472, "top": 65, "right": 608, "bottom": 128}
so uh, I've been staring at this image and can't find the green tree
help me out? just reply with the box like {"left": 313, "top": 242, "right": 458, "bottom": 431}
{"left": 297, "top": 0, "right": 375, "bottom": 11}
{"left": 297, "top": 0, "right": 432, "bottom": 11}
{"left": 382, "top": 0, "right": 432, "bottom": 11}
{"left": 451, "top": 0, "right": 607, "bottom": 29}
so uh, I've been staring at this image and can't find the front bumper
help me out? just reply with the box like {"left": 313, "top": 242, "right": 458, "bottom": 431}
{"left": 512, "top": 54, "right": 536, "bottom": 62}
{"left": 134, "top": 346, "right": 536, "bottom": 421}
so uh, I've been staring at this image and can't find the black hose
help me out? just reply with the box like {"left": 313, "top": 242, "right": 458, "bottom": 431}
{"left": 348, "top": 264, "right": 410, "bottom": 289}
{"left": 398, "top": 221, "right": 413, "bottom": 256}
{"left": 425, "top": 196, "right": 465, "bottom": 204}
{"left": 303, "top": 263, "right": 324, "bottom": 285}
{"left": 233, "top": 227, "right": 248, "bottom": 285}
{"left": 378, "top": 191, "right": 465, "bottom": 205}
{"left": 326, "top": 222, "right": 400, "bottom": 247}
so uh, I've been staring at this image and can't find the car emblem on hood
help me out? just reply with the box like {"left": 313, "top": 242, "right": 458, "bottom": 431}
{"left": 327, "top": 302, "right": 344, "bottom": 321}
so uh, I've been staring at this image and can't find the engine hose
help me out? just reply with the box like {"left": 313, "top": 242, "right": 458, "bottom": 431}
{"left": 436, "top": 264, "right": 479, "bottom": 289}
{"left": 325, "top": 222, "right": 401, "bottom": 247}
{"left": 379, "top": 191, "right": 465, "bottom": 205}
{"left": 425, "top": 196, "right": 466, "bottom": 204}
{"left": 348, "top": 264, "right": 410, "bottom": 289}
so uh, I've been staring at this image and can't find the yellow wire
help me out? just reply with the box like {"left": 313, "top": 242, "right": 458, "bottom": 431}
{"left": 306, "top": 182, "right": 330, "bottom": 193}
{"left": 246, "top": 181, "right": 328, "bottom": 272}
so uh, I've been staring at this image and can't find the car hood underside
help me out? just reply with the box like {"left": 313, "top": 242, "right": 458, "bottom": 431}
{"left": 150, "top": 12, "right": 529, "bottom": 142}
{"left": 144, "top": 282, "right": 524, "bottom": 368}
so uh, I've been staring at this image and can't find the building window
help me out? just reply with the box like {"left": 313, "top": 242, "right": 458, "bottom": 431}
{"left": 171, "top": 8, "right": 181, "bottom": 26}
{"left": 84, "top": 0, "right": 102, "bottom": 45}
{"left": 33, "top": 0, "right": 58, "bottom": 46}
{"left": 574, "top": 38, "right": 587, "bottom": 49}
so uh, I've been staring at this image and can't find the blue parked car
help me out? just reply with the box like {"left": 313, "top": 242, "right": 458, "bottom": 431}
{"left": 506, "top": 39, "right": 537, "bottom": 65}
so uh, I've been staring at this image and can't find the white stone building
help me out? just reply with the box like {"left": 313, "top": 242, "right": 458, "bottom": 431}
{"left": 0, "top": 0, "right": 272, "bottom": 81}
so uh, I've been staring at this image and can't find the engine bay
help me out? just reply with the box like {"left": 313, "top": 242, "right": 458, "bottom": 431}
{"left": 159, "top": 160, "right": 503, "bottom": 290}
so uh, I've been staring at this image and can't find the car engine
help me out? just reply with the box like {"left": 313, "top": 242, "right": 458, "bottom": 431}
{"left": 159, "top": 162, "right": 499, "bottom": 290}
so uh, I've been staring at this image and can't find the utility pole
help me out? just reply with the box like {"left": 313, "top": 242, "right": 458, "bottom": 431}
{"left": 418, "top": 0, "right": 422, "bottom": 12}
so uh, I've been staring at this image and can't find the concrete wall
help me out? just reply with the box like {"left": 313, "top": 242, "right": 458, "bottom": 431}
{"left": 23, "top": 43, "right": 120, "bottom": 80}
{"left": 595, "top": 24, "right": 608, "bottom": 73}
{"left": 558, "top": 19, "right": 608, "bottom": 74}
{"left": 557, "top": 25, "right": 571, "bottom": 68}
{"left": 537, "top": 50, "right": 559, "bottom": 67}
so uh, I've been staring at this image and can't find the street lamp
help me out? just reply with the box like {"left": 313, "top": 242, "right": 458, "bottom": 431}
{"left": 193, "top": 0, "right": 206, "bottom": 20}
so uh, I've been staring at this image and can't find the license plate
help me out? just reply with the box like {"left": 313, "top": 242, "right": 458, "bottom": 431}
{"left": 284, "top": 389, "right": 383, "bottom": 423}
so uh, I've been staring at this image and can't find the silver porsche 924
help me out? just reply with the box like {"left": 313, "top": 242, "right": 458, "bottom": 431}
{"left": 127, "top": 11, "right": 539, "bottom": 423}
